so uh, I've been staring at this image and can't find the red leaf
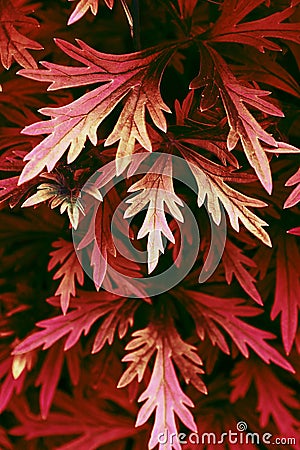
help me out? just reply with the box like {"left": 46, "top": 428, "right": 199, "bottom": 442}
{"left": 271, "top": 235, "right": 300, "bottom": 354}
{"left": 178, "top": 288, "right": 294, "bottom": 372}
{"left": 34, "top": 341, "right": 81, "bottom": 420}
{"left": 48, "top": 239, "right": 84, "bottom": 314}
{"left": 190, "top": 378, "right": 259, "bottom": 450}
{"left": 0, "top": 427, "right": 11, "bottom": 450}
{"left": 231, "top": 48, "right": 300, "bottom": 99}
{"left": 0, "top": 351, "right": 27, "bottom": 413}
{"left": 76, "top": 189, "right": 118, "bottom": 290}
{"left": 177, "top": 0, "right": 198, "bottom": 19}
{"left": 0, "top": 173, "right": 39, "bottom": 209}
{"left": 210, "top": 0, "right": 300, "bottom": 52}
{"left": 231, "top": 359, "right": 300, "bottom": 435}
{"left": 35, "top": 341, "right": 65, "bottom": 419}
{"left": 0, "top": 147, "right": 27, "bottom": 172}
{"left": 10, "top": 391, "right": 138, "bottom": 448}
{"left": 222, "top": 239, "right": 262, "bottom": 304}
{"left": 0, "top": 0, "right": 42, "bottom": 71}
{"left": 288, "top": 226, "right": 300, "bottom": 236}
{"left": 0, "top": 177, "right": 20, "bottom": 207}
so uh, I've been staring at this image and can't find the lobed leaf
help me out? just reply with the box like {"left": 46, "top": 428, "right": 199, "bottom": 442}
{"left": 178, "top": 289, "right": 294, "bottom": 372}
{"left": 119, "top": 318, "right": 206, "bottom": 449}
{"left": 67, "top": 0, "right": 114, "bottom": 25}
{"left": 184, "top": 149, "right": 271, "bottom": 247}
{"left": 222, "top": 239, "right": 262, "bottom": 304}
{"left": 48, "top": 239, "right": 84, "bottom": 314}
{"left": 124, "top": 155, "right": 184, "bottom": 273}
{"left": 18, "top": 39, "right": 176, "bottom": 183}
{"left": 210, "top": 0, "right": 300, "bottom": 52}
{"left": 13, "top": 292, "right": 138, "bottom": 354}
{"left": 0, "top": 0, "right": 42, "bottom": 72}
{"left": 191, "top": 45, "right": 285, "bottom": 194}
{"left": 284, "top": 168, "right": 300, "bottom": 208}
{"left": 231, "top": 359, "right": 299, "bottom": 435}
{"left": 271, "top": 235, "right": 300, "bottom": 354}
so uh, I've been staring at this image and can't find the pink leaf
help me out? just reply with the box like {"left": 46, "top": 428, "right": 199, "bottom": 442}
{"left": 284, "top": 168, "right": 300, "bottom": 208}
{"left": 18, "top": 39, "right": 176, "bottom": 183}
{"left": 119, "top": 318, "right": 206, "bottom": 449}
{"left": 67, "top": 0, "right": 114, "bottom": 25}
{"left": 190, "top": 45, "right": 285, "bottom": 193}
{"left": 13, "top": 292, "right": 138, "bottom": 354}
